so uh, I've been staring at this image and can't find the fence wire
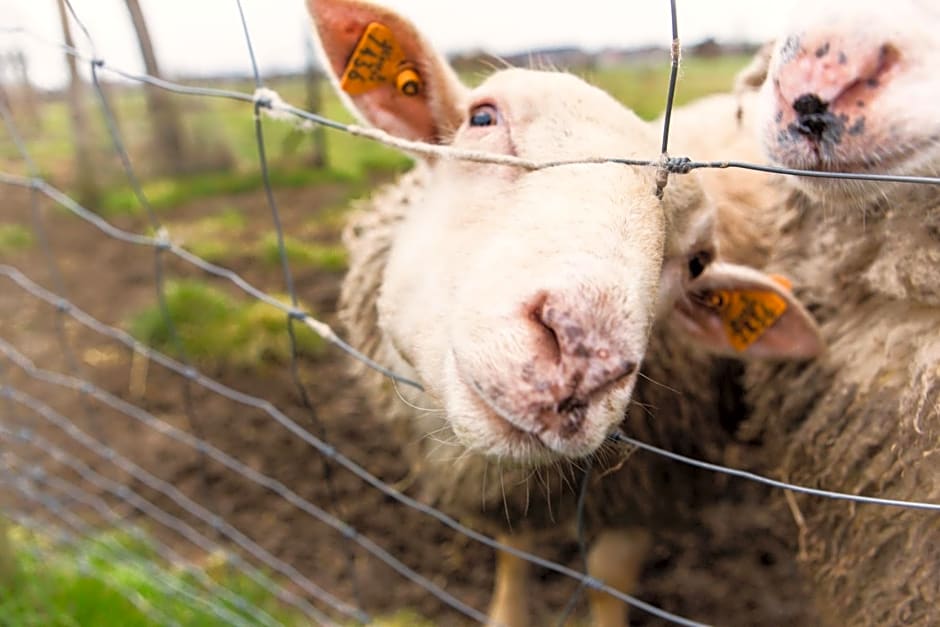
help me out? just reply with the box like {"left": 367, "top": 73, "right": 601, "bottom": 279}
{"left": 0, "top": 1, "right": 938, "bottom": 626}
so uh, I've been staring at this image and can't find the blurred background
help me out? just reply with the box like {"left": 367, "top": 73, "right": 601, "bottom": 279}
{"left": 0, "top": 1, "right": 797, "bottom": 625}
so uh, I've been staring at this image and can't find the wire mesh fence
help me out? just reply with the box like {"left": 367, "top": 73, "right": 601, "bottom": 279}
{"left": 0, "top": 1, "right": 938, "bottom": 625}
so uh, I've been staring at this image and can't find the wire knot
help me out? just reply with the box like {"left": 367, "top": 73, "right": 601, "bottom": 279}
{"left": 153, "top": 226, "right": 172, "bottom": 251}
{"left": 663, "top": 156, "right": 693, "bottom": 174}
{"left": 253, "top": 87, "right": 286, "bottom": 113}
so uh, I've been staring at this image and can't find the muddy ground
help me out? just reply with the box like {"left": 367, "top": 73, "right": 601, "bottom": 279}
{"left": 0, "top": 181, "right": 813, "bottom": 626}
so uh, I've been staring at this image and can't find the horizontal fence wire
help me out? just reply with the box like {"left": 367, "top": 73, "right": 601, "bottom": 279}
{"left": 1, "top": 1, "right": 938, "bottom": 626}
{"left": 2, "top": 512, "right": 180, "bottom": 625}
{"left": 0, "top": 427, "right": 296, "bottom": 627}
{"left": 2, "top": 24, "right": 940, "bottom": 187}
{"left": 0, "top": 465, "right": 255, "bottom": 627}
{"left": 1, "top": 463, "right": 284, "bottom": 627}
{"left": 0, "top": 374, "right": 348, "bottom": 624}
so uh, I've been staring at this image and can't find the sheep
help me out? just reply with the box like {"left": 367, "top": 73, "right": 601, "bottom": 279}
{"left": 741, "top": 1, "right": 940, "bottom": 625}
{"left": 307, "top": 1, "right": 823, "bottom": 624}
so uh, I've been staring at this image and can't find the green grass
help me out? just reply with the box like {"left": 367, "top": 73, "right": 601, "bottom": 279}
{"left": 584, "top": 54, "right": 752, "bottom": 120}
{"left": 0, "top": 224, "right": 34, "bottom": 254}
{"left": 98, "top": 166, "right": 359, "bottom": 218}
{"left": 167, "top": 208, "right": 247, "bottom": 263}
{"left": 259, "top": 232, "right": 348, "bottom": 272}
{"left": 127, "top": 279, "right": 326, "bottom": 368}
{"left": 0, "top": 525, "right": 308, "bottom": 626}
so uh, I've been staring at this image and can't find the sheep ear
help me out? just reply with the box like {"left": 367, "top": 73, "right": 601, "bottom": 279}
{"left": 734, "top": 40, "right": 774, "bottom": 93}
{"left": 672, "top": 262, "right": 824, "bottom": 360}
{"left": 307, "top": 0, "right": 467, "bottom": 143}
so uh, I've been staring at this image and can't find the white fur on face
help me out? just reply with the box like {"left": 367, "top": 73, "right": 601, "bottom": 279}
{"left": 377, "top": 69, "right": 705, "bottom": 464}
{"left": 757, "top": 0, "right": 940, "bottom": 203}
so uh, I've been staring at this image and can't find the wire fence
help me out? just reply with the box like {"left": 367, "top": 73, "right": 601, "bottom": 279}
{"left": 0, "top": 1, "right": 938, "bottom": 626}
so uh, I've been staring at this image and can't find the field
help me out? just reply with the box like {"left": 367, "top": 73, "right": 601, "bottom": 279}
{"left": 0, "top": 54, "right": 787, "bottom": 626}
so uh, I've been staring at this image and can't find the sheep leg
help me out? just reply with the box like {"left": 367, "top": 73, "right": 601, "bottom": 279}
{"left": 587, "top": 528, "right": 650, "bottom": 627}
{"left": 487, "top": 532, "right": 531, "bottom": 627}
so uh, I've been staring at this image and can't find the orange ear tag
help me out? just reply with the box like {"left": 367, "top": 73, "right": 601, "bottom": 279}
{"left": 340, "top": 22, "right": 422, "bottom": 97}
{"left": 703, "top": 289, "right": 789, "bottom": 352}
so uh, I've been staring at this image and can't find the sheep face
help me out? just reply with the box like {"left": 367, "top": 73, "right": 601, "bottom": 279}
{"left": 311, "top": 0, "right": 822, "bottom": 466}
{"left": 758, "top": 0, "right": 940, "bottom": 203}
{"left": 379, "top": 70, "right": 688, "bottom": 464}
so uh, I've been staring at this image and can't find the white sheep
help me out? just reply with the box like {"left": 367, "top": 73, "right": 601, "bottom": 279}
{"left": 307, "top": 1, "right": 823, "bottom": 624}
{"left": 743, "top": 1, "right": 940, "bottom": 624}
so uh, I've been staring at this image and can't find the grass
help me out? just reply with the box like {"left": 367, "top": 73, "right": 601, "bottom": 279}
{"left": 166, "top": 208, "right": 247, "bottom": 263}
{"left": 0, "top": 224, "right": 34, "bottom": 254}
{"left": 127, "top": 279, "right": 326, "bottom": 368}
{"left": 258, "top": 232, "right": 348, "bottom": 272}
{"left": 98, "top": 166, "right": 360, "bottom": 218}
{"left": 585, "top": 54, "right": 752, "bottom": 120}
{"left": 0, "top": 524, "right": 308, "bottom": 626}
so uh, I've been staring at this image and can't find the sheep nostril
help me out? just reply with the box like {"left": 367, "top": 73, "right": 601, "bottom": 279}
{"left": 791, "top": 93, "right": 834, "bottom": 141}
{"left": 793, "top": 93, "right": 828, "bottom": 116}
{"left": 557, "top": 395, "right": 588, "bottom": 416}
{"left": 527, "top": 293, "right": 562, "bottom": 364}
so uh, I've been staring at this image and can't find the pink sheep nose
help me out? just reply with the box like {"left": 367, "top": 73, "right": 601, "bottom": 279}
{"left": 776, "top": 36, "right": 899, "bottom": 141}
{"left": 526, "top": 292, "right": 638, "bottom": 438}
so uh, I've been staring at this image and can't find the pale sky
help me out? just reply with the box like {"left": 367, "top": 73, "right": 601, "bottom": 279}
{"left": 0, "top": 0, "right": 798, "bottom": 89}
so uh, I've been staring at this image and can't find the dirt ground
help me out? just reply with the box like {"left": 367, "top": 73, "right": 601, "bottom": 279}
{"left": 0, "top": 181, "right": 812, "bottom": 626}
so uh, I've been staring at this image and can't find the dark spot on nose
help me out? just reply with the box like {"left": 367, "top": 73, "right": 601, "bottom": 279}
{"left": 793, "top": 93, "right": 827, "bottom": 116}
{"left": 814, "top": 42, "right": 830, "bottom": 58}
{"left": 552, "top": 396, "right": 589, "bottom": 438}
{"left": 563, "top": 323, "right": 584, "bottom": 344}
{"left": 790, "top": 93, "right": 840, "bottom": 142}
{"left": 779, "top": 35, "right": 801, "bottom": 63}
{"left": 866, "top": 78, "right": 879, "bottom": 88}
{"left": 847, "top": 117, "right": 866, "bottom": 136}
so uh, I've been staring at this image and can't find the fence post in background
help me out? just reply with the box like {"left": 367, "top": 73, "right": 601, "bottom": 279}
{"left": 55, "top": 0, "right": 99, "bottom": 206}
{"left": 123, "top": 0, "right": 189, "bottom": 176}
{"left": 0, "top": 51, "right": 40, "bottom": 133}
{"left": 304, "top": 35, "right": 328, "bottom": 169}
{"left": 13, "top": 51, "right": 40, "bottom": 132}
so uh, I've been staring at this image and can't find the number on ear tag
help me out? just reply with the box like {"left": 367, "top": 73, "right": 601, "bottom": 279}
{"left": 702, "top": 289, "right": 789, "bottom": 352}
{"left": 340, "top": 22, "right": 421, "bottom": 97}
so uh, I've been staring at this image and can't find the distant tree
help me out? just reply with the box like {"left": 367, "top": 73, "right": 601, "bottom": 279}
{"left": 55, "top": 0, "right": 99, "bottom": 204}
{"left": 123, "top": 0, "right": 188, "bottom": 174}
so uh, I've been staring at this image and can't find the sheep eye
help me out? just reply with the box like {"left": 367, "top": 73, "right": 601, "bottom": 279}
{"left": 469, "top": 104, "right": 498, "bottom": 127}
{"left": 688, "top": 250, "right": 713, "bottom": 279}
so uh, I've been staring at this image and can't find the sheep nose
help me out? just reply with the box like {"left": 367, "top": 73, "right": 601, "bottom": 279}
{"left": 791, "top": 92, "right": 832, "bottom": 141}
{"left": 775, "top": 36, "right": 899, "bottom": 114}
{"left": 527, "top": 293, "right": 639, "bottom": 438}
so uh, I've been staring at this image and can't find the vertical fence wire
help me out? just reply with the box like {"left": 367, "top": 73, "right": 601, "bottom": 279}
{"left": 234, "top": 0, "right": 364, "bottom": 610}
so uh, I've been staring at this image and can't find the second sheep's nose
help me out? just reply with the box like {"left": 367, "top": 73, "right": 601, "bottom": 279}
{"left": 791, "top": 93, "right": 833, "bottom": 141}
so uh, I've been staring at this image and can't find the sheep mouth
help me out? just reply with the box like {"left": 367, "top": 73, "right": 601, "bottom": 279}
{"left": 463, "top": 377, "right": 556, "bottom": 458}
{"left": 459, "top": 373, "right": 620, "bottom": 463}
{"left": 775, "top": 130, "right": 937, "bottom": 177}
